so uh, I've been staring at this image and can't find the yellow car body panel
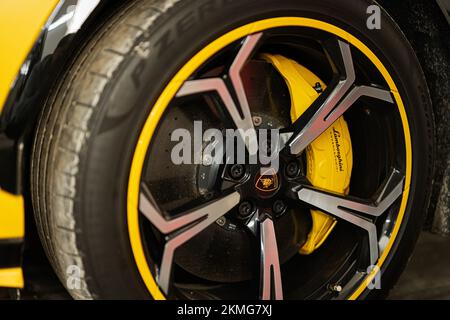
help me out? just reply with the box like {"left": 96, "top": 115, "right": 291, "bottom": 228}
{"left": 0, "top": 0, "right": 60, "bottom": 113}
{"left": 0, "top": 268, "right": 24, "bottom": 289}
{"left": 0, "top": 0, "right": 60, "bottom": 288}
{"left": 0, "top": 191, "right": 24, "bottom": 240}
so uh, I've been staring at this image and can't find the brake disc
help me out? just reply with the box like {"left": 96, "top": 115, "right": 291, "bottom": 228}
{"left": 262, "top": 53, "right": 353, "bottom": 254}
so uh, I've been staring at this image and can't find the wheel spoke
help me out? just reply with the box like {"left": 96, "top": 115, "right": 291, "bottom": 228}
{"left": 229, "top": 33, "right": 263, "bottom": 131}
{"left": 139, "top": 185, "right": 240, "bottom": 294}
{"left": 176, "top": 33, "right": 263, "bottom": 155}
{"left": 295, "top": 169, "right": 404, "bottom": 265}
{"left": 259, "top": 218, "right": 283, "bottom": 300}
{"left": 287, "top": 40, "right": 393, "bottom": 155}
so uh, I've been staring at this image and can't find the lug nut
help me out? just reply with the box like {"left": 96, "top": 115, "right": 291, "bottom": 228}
{"left": 238, "top": 201, "right": 254, "bottom": 219}
{"left": 229, "top": 164, "right": 245, "bottom": 180}
{"left": 285, "top": 161, "right": 300, "bottom": 178}
{"left": 272, "top": 200, "right": 287, "bottom": 216}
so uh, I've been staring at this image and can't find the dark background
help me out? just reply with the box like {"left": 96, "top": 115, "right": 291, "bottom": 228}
{"left": 389, "top": 232, "right": 450, "bottom": 299}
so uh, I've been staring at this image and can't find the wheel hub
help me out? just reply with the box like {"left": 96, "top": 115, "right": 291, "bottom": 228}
{"left": 254, "top": 168, "right": 280, "bottom": 196}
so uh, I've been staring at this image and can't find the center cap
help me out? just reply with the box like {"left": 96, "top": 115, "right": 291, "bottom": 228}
{"left": 254, "top": 168, "right": 280, "bottom": 196}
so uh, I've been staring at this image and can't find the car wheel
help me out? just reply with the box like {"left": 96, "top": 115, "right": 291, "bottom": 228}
{"left": 31, "top": 0, "right": 434, "bottom": 299}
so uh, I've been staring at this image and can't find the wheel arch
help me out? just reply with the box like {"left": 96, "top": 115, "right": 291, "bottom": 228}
{"left": 378, "top": 0, "right": 450, "bottom": 236}
{"left": 0, "top": 0, "right": 129, "bottom": 290}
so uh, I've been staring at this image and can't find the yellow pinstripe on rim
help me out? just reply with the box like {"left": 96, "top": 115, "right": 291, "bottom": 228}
{"left": 127, "top": 17, "right": 412, "bottom": 300}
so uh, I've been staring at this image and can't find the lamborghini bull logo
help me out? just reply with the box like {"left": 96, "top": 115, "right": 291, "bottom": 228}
{"left": 255, "top": 168, "right": 279, "bottom": 192}
{"left": 260, "top": 178, "right": 275, "bottom": 189}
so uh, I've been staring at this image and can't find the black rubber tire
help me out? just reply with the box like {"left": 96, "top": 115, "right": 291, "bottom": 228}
{"left": 31, "top": 0, "right": 434, "bottom": 299}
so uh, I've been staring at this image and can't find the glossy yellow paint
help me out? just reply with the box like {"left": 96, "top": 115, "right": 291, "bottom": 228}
{"left": 0, "top": 188, "right": 24, "bottom": 288}
{"left": 0, "top": 0, "right": 60, "bottom": 113}
{"left": 0, "top": 0, "right": 58, "bottom": 291}
{"left": 261, "top": 53, "right": 353, "bottom": 255}
{"left": 0, "top": 189, "right": 24, "bottom": 240}
{"left": 0, "top": 267, "right": 24, "bottom": 288}
{"left": 128, "top": 17, "right": 412, "bottom": 300}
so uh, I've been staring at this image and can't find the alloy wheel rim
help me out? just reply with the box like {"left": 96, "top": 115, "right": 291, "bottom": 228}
{"left": 128, "top": 19, "right": 412, "bottom": 300}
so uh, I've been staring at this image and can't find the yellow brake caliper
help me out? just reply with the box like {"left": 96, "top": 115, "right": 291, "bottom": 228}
{"left": 262, "top": 54, "right": 353, "bottom": 254}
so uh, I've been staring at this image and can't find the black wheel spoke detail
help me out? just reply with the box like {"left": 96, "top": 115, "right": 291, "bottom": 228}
{"left": 229, "top": 33, "right": 263, "bottom": 124}
{"left": 286, "top": 39, "right": 393, "bottom": 155}
{"left": 176, "top": 33, "right": 263, "bottom": 155}
{"left": 139, "top": 185, "right": 240, "bottom": 294}
{"left": 295, "top": 169, "right": 404, "bottom": 265}
{"left": 259, "top": 218, "right": 283, "bottom": 300}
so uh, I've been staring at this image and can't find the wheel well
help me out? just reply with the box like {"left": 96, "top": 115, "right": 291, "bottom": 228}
{"left": 378, "top": 0, "right": 450, "bottom": 233}
{"left": 0, "top": 0, "right": 133, "bottom": 297}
